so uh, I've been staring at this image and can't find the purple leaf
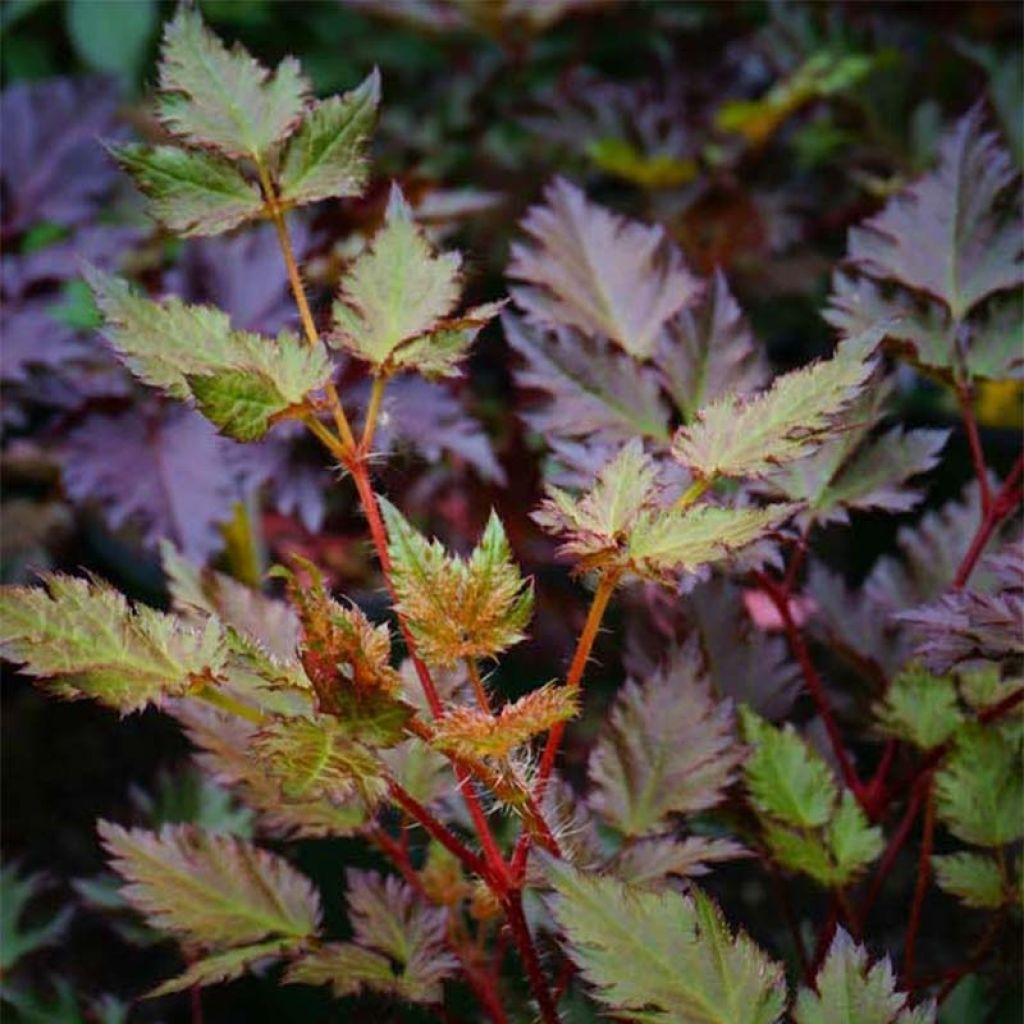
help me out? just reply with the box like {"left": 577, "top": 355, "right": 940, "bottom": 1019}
{"left": 63, "top": 405, "right": 241, "bottom": 562}
{"left": 1, "top": 77, "right": 123, "bottom": 233}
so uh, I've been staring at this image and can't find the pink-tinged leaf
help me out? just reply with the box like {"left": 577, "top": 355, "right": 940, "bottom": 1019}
{"left": 847, "top": 104, "right": 1023, "bottom": 321}
{"left": 588, "top": 648, "right": 744, "bottom": 836}
{"left": 505, "top": 312, "right": 671, "bottom": 444}
{"left": 743, "top": 588, "right": 816, "bottom": 631}
{"left": 610, "top": 835, "right": 750, "bottom": 888}
{"left": 148, "top": 938, "right": 300, "bottom": 997}
{"left": 98, "top": 821, "right": 321, "bottom": 947}
{"left": 654, "top": 269, "right": 769, "bottom": 421}
{"left": 508, "top": 177, "right": 701, "bottom": 358}
{"left": 63, "top": 406, "right": 240, "bottom": 562}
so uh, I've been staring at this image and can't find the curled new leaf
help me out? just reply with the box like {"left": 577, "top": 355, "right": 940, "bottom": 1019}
{"left": 157, "top": 7, "right": 309, "bottom": 161}
{"left": 509, "top": 178, "right": 701, "bottom": 359}
{"left": 546, "top": 857, "right": 787, "bottom": 1024}
{"left": 672, "top": 328, "right": 881, "bottom": 482}
{"left": 380, "top": 500, "right": 533, "bottom": 666}
{"left": 431, "top": 684, "right": 579, "bottom": 759}
{"left": 0, "top": 574, "right": 225, "bottom": 714}
{"left": 98, "top": 821, "right": 321, "bottom": 949}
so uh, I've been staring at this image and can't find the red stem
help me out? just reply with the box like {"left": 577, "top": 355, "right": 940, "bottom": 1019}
{"left": 902, "top": 779, "right": 936, "bottom": 988}
{"left": 956, "top": 383, "right": 992, "bottom": 513}
{"left": 934, "top": 912, "right": 1005, "bottom": 1006}
{"left": 767, "top": 862, "right": 811, "bottom": 983}
{"left": 753, "top": 570, "right": 862, "bottom": 798}
{"left": 952, "top": 454, "right": 1023, "bottom": 590}
{"left": 502, "top": 893, "right": 559, "bottom": 1024}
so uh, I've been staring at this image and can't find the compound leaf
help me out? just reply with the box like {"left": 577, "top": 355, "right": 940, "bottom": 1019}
{"left": 157, "top": 6, "right": 308, "bottom": 161}
{"left": 509, "top": 178, "right": 701, "bottom": 359}
{"left": 279, "top": 69, "right": 380, "bottom": 206}
{"left": 931, "top": 852, "right": 1009, "bottom": 910}
{"left": 847, "top": 105, "right": 1022, "bottom": 321}
{"left": 671, "top": 329, "right": 880, "bottom": 481}
{"left": 546, "top": 858, "right": 786, "bottom": 1024}
{"left": 86, "top": 268, "right": 331, "bottom": 439}
{"left": 285, "top": 870, "right": 457, "bottom": 1004}
{"left": 110, "top": 143, "right": 264, "bottom": 237}
{"left": 98, "top": 822, "right": 321, "bottom": 948}
{"left": 935, "top": 724, "right": 1024, "bottom": 847}
{"left": 588, "top": 656, "right": 743, "bottom": 836}
{"left": 0, "top": 574, "right": 225, "bottom": 714}
{"left": 431, "top": 684, "right": 578, "bottom": 759}
{"left": 610, "top": 836, "right": 750, "bottom": 888}
{"left": 794, "top": 929, "right": 934, "bottom": 1024}
{"left": 380, "top": 500, "right": 533, "bottom": 666}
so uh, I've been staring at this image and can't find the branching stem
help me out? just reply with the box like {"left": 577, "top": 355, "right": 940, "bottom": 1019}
{"left": 955, "top": 381, "right": 992, "bottom": 513}
{"left": 501, "top": 892, "right": 559, "bottom": 1024}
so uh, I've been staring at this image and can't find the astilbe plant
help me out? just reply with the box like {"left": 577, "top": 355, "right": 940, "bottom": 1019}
{"left": 2, "top": 8, "right": 1023, "bottom": 1023}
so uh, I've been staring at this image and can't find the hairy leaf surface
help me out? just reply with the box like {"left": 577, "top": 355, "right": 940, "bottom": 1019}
{"left": 98, "top": 822, "right": 321, "bottom": 947}
{"left": 546, "top": 858, "right": 786, "bottom": 1024}
{"left": 509, "top": 178, "right": 700, "bottom": 358}
{"left": 0, "top": 574, "right": 224, "bottom": 713}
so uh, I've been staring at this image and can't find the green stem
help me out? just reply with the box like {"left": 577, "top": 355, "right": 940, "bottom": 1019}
{"left": 674, "top": 476, "right": 712, "bottom": 510}
{"left": 360, "top": 373, "right": 388, "bottom": 453}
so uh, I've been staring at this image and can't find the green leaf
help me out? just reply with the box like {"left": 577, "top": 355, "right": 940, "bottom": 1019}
{"left": 430, "top": 683, "right": 578, "bottom": 759}
{"left": 99, "top": 822, "right": 321, "bottom": 949}
{"left": 794, "top": 929, "right": 934, "bottom": 1024}
{"left": 545, "top": 858, "right": 787, "bottom": 1024}
{"left": 330, "top": 185, "right": 462, "bottom": 368}
{"left": 0, "top": 864, "right": 73, "bottom": 973}
{"left": 0, "top": 574, "right": 225, "bottom": 713}
{"left": 935, "top": 724, "right": 1024, "bottom": 847}
{"left": 874, "top": 666, "right": 962, "bottom": 750}
{"left": 85, "top": 268, "right": 331, "bottom": 439}
{"left": 284, "top": 870, "right": 457, "bottom": 1004}
{"left": 251, "top": 714, "right": 388, "bottom": 805}
{"left": 671, "top": 329, "right": 881, "bottom": 481}
{"left": 739, "top": 709, "right": 837, "bottom": 828}
{"left": 148, "top": 938, "right": 300, "bottom": 997}
{"left": 380, "top": 500, "right": 533, "bottom": 666}
{"left": 932, "top": 852, "right": 1009, "bottom": 909}
{"left": 110, "top": 143, "right": 264, "bottom": 237}
{"left": 588, "top": 656, "right": 744, "bottom": 836}
{"left": 827, "top": 792, "right": 884, "bottom": 881}
{"left": 508, "top": 178, "right": 701, "bottom": 359}
{"left": 67, "top": 0, "right": 156, "bottom": 81}
{"left": 279, "top": 69, "right": 380, "bottom": 206}
{"left": 156, "top": 6, "right": 308, "bottom": 160}
{"left": 848, "top": 105, "right": 1022, "bottom": 322}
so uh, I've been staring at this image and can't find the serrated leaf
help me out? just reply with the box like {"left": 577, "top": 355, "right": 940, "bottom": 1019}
{"left": 148, "top": 938, "right": 300, "bottom": 997}
{"left": 847, "top": 105, "right": 1022, "bottom": 321}
{"left": 157, "top": 6, "right": 308, "bottom": 160}
{"left": 671, "top": 329, "right": 881, "bottom": 481}
{"left": 588, "top": 656, "right": 743, "bottom": 836}
{"left": 740, "top": 708, "right": 837, "bottom": 828}
{"left": 279, "top": 69, "right": 380, "bottom": 206}
{"left": 545, "top": 858, "right": 786, "bottom": 1024}
{"left": 0, "top": 574, "right": 225, "bottom": 713}
{"left": 509, "top": 178, "right": 701, "bottom": 359}
{"left": 174, "top": 703, "right": 369, "bottom": 838}
{"left": 874, "top": 666, "right": 963, "bottom": 749}
{"left": 610, "top": 836, "right": 750, "bottom": 888}
{"left": 284, "top": 870, "right": 457, "bottom": 1004}
{"left": 98, "top": 822, "right": 321, "bottom": 948}
{"left": 110, "top": 143, "right": 264, "bottom": 237}
{"left": 431, "top": 683, "right": 578, "bottom": 759}
{"left": 654, "top": 270, "right": 769, "bottom": 421}
{"left": 826, "top": 792, "right": 884, "bottom": 882}
{"left": 794, "top": 929, "right": 934, "bottom": 1024}
{"left": 330, "top": 185, "right": 463, "bottom": 369}
{"left": 86, "top": 268, "right": 331, "bottom": 439}
{"left": 935, "top": 724, "right": 1024, "bottom": 847}
{"left": 505, "top": 313, "right": 672, "bottom": 446}
{"left": 931, "top": 852, "right": 1009, "bottom": 909}
{"left": 380, "top": 500, "right": 533, "bottom": 666}
{"left": 252, "top": 713, "right": 388, "bottom": 805}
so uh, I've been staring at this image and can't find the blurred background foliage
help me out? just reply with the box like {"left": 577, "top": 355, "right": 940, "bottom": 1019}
{"left": 1, "top": 1, "right": 1021, "bottom": 1021}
